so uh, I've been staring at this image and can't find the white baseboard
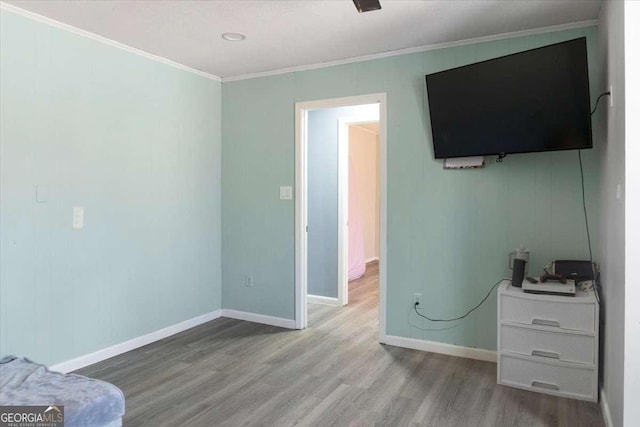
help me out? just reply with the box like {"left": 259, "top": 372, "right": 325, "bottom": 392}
{"left": 382, "top": 334, "right": 497, "bottom": 363}
{"left": 600, "top": 388, "right": 614, "bottom": 427}
{"left": 50, "top": 310, "right": 222, "bottom": 373}
{"left": 221, "top": 309, "right": 296, "bottom": 329}
{"left": 48, "top": 308, "right": 296, "bottom": 373}
{"left": 307, "top": 295, "right": 340, "bottom": 306}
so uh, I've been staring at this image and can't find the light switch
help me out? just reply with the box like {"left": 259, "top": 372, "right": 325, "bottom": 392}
{"left": 279, "top": 186, "right": 293, "bottom": 200}
{"left": 72, "top": 206, "right": 84, "bottom": 230}
{"left": 36, "top": 185, "right": 49, "bottom": 203}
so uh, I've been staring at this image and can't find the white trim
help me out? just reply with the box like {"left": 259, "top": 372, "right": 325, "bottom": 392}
{"left": 307, "top": 295, "right": 341, "bottom": 306}
{"left": 221, "top": 309, "right": 296, "bottom": 329}
{"left": 383, "top": 334, "right": 497, "bottom": 363}
{"left": 295, "top": 105, "right": 308, "bottom": 329}
{"left": 223, "top": 20, "right": 598, "bottom": 82}
{"left": 378, "top": 96, "right": 388, "bottom": 344}
{"left": 295, "top": 93, "right": 387, "bottom": 341}
{"left": 296, "top": 94, "right": 384, "bottom": 112}
{"left": 49, "top": 310, "right": 222, "bottom": 373}
{"left": 0, "top": 2, "right": 221, "bottom": 82}
{"left": 337, "top": 118, "right": 350, "bottom": 307}
{"left": 365, "top": 257, "right": 380, "bottom": 264}
{"left": 600, "top": 388, "right": 614, "bottom": 427}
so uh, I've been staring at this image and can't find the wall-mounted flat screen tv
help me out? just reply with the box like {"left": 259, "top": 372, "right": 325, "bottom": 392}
{"left": 425, "top": 37, "right": 592, "bottom": 159}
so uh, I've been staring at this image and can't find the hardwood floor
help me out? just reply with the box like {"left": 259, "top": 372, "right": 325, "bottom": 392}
{"left": 77, "top": 261, "right": 604, "bottom": 426}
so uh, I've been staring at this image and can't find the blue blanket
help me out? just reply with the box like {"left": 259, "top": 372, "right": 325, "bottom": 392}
{"left": 0, "top": 356, "right": 125, "bottom": 427}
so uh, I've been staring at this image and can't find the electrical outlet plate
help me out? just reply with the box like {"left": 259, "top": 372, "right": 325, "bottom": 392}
{"left": 36, "top": 185, "right": 49, "bottom": 203}
{"left": 609, "top": 84, "right": 613, "bottom": 108}
{"left": 245, "top": 275, "right": 254, "bottom": 287}
{"left": 413, "top": 293, "right": 422, "bottom": 307}
{"left": 279, "top": 186, "right": 292, "bottom": 200}
{"left": 72, "top": 206, "right": 84, "bottom": 229}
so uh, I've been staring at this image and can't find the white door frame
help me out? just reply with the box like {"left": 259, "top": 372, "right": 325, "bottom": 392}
{"left": 294, "top": 93, "right": 387, "bottom": 345}
{"left": 337, "top": 117, "right": 379, "bottom": 307}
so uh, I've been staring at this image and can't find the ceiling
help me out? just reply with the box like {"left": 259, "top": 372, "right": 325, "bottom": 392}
{"left": 4, "top": 0, "right": 602, "bottom": 79}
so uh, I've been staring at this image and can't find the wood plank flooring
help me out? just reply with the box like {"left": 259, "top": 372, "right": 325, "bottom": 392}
{"left": 77, "top": 262, "right": 604, "bottom": 426}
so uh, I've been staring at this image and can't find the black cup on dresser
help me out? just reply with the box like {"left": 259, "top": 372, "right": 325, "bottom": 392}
{"left": 511, "top": 258, "right": 527, "bottom": 288}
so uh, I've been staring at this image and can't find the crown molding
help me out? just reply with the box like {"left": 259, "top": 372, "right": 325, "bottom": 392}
{"left": 222, "top": 19, "right": 598, "bottom": 82}
{"left": 0, "top": 2, "right": 222, "bottom": 82}
{"left": 1, "top": 1, "right": 597, "bottom": 85}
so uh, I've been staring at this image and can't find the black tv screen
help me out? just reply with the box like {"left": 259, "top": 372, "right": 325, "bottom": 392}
{"left": 426, "top": 38, "right": 592, "bottom": 159}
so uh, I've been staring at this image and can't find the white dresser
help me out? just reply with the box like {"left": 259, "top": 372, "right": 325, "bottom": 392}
{"left": 497, "top": 280, "right": 599, "bottom": 402}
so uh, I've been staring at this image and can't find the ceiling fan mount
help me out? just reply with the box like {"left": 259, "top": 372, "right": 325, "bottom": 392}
{"left": 352, "top": 0, "right": 382, "bottom": 13}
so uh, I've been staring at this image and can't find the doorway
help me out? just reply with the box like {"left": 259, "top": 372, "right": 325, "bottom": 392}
{"left": 338, "top": 118, "right": 380, "bottom": 306}
{"left": 294, "top": 93, "right": 387, "bottom": 343}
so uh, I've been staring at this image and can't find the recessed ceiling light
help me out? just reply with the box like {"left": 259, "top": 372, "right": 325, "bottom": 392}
{"left": 222, "top": 32, "right": 246, "bottom": 41}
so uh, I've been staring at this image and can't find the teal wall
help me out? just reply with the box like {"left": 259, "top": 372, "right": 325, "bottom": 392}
{"left": 0, "top": 11, "right": 222, "bottom": 366}
{"left": 222, "top": 26, "right": 601, "bottom": 350}
{"left": 0, "top": 8, "right": 601, "bottom": 364}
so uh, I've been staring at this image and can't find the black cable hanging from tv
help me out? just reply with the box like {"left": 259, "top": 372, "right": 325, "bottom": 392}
{"left": 414, "top": 279, "right": 505, "bottom": 322}
{"left": 591, "top": 91, "right": 611, "bottom": 115}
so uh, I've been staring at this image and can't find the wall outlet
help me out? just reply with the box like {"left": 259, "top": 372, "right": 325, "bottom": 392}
{"left": 36, "top": 185, "right": 49, "bottom": 203}
{"left": 72, "top": 206, "right": 84, "bottom": 230}
{"left": 245, "top": 275, "right": 254, "bottom": 287}
{"left": 609, "top": 84, "right": 613, "bottom": 108}
{"left": 279, "top": 186, "right": 293, "bottom": 200}
{"left": 413, "top": 293, "right": 422, "bottom": 307}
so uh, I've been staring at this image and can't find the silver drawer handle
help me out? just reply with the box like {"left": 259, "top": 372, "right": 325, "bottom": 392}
{"left": 532, "top": 318, "right": 560, "bottom": 327}
{"left": 531, "top": 349, "right": 560, "bottom": 359}
{"left": 531, "top": 381, "right": 559, "bottom": 391}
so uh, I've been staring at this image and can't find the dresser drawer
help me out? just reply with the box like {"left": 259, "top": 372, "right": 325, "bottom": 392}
{"left": 498, "top": 354, "right": 597, "bottom": 401}
{"left": 500, "top": 323, "right": 595, "bottom": 364}
{"left": 500, "top": 294, "right": 596, "bottom": 332}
